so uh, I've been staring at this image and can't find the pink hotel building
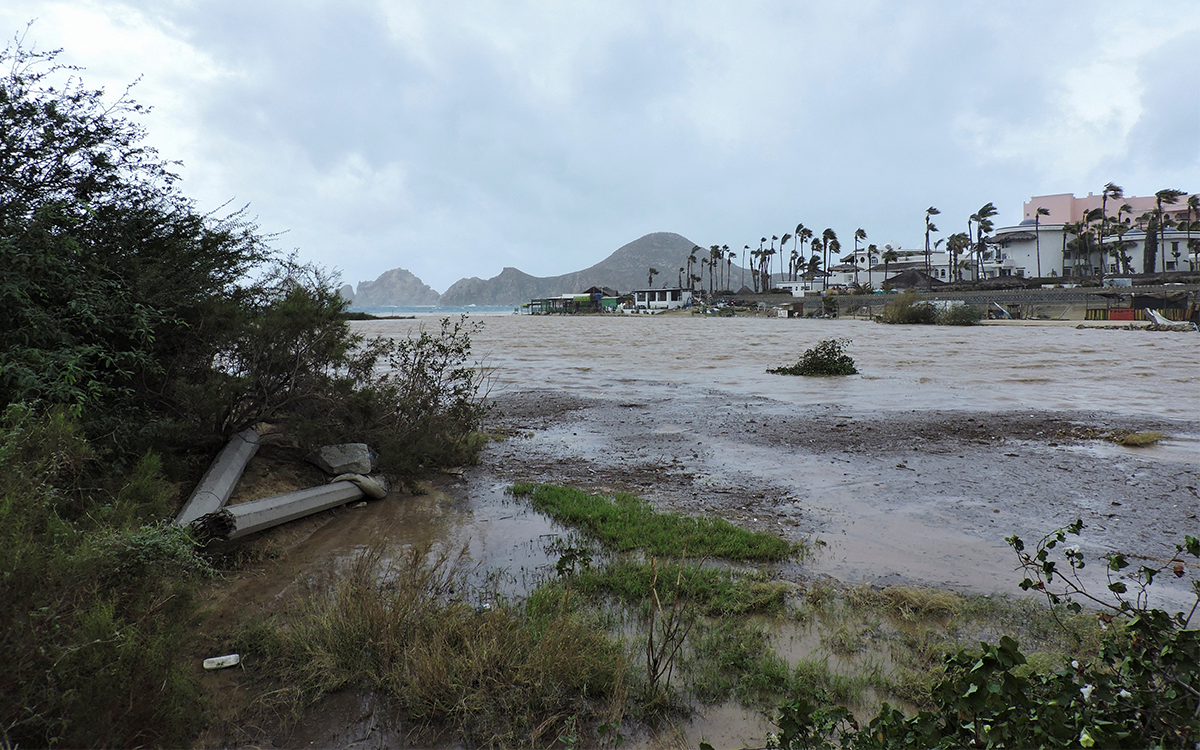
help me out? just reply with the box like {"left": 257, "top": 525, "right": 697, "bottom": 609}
{"left": 986, "top": 191, "right": 1199, "bottom": 279}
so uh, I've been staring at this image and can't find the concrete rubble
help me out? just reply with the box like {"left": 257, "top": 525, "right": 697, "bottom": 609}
{"left": 306, "top": 443, "right": 376, "bottom": 475}
{"left": 181, "top": 435, "right": 389, "bottom": 542}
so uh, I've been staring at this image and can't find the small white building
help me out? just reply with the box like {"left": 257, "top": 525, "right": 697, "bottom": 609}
{"left": 630, "top": 287, "right": 693, "bottom": 310}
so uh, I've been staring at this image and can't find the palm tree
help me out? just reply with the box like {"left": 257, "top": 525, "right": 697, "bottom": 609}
{"left": 923, "top": 208, "right": 939, "bottom": 287}
{"left": 677, "top": 266, "right": 684, "bottom": 288}
{"left": 687, "top": 246, "right": 700, "bottom": 293}
{"left": 756, "top": 238, "right": 766, "bottom": 292}
{"left": 1082, "top": 208, "right": 1104, "bottom": 276}
{"left": 792, "top": 223, "right": 806, "bottom": 280}
{"left": 853, "top": 228, "right": 867, "bottom": 284}
{"left": 1186, "top": 195, "right": 1200, "bottom": 270}
{"left": 821, "top": 229, "right": 837, "bottom": 290}
{"left": 971, "top": 203, "right": 997, "bottom": 280}
{"left": 648, "top": 267, "right": 659, "bottom": 287}
{"left": 881, "top": 245, "right": 899, "bottom": 287}
{"left": 797, "top": 227, "right": 813, "bottom": 280}
{"left": 1114, "top": 203, "right": 1134, "bottom": 274}
{"left": 865, "top": 244, "right": 878, "bottom": 287}
{"left": 726, "top": 248, "right": 735, "bottom": 290}
{"left": 779, "top": 232, "right": 793, "bottom": 285}
{"left": 767, "top": 235, "right": 779, "bottom": 289}
{"left": 1099, "top": 183, "right": 1123, "bottom": 280}
{"left": 1033, "top": 207, "right": 1049, "bottom": 278}
{"left": 1151, "top": 189, "right": 1187, "bottom": 273}
{"left": 946, "top": 232, "right": 970, "bottom": 281}
{"left": 741, "top": 245, "right": 749, "bottom": 289}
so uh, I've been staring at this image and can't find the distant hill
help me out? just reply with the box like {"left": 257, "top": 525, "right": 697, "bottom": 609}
{"left": 353, "top": 267, "right": 441, "bottom": 306}
{"left": 438, "top": 232, "right": 699, "bottom": 305}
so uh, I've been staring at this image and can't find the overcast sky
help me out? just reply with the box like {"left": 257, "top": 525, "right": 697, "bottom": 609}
{"left": 5, "top": 1, "right": 1198, "bottom": 293}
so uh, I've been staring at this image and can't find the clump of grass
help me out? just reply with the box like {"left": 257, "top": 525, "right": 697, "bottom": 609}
{"left": 842, "top": 585, "right": 963, "bottom": 621}
{"left": 768, "top": 338, "right": 857, "bottom": 376}
{"left": 571, "top": 559, "right": 791, "bottom": 616}
{"left": 510, "top": 483, "right": 799, "bottom": 561}
{"left": 238, "top": 543, "right": 625, "bottom": 747}
{"left": 1113, "top": 430, "right": 1165, "bottom": 447}
{"left": 687, "top": 620, "right": 791, "bottom": 705}
{"left": 878, "top": 291, "right": 938, "bottom": 325}
{"left": 938, "top": 303, "right": 984, "bottom": 326}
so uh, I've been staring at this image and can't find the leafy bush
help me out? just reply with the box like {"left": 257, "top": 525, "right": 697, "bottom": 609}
{"left": 877, "top": 291, "right": 938, "bottom": 324}
{"left": 768, "top": 339, "right": 858, "bottom": 376}
{"left": 0, "top": 34, "right": 494, "bottom": 749}
{"left": 938, "top": 303, "right": 984, "bottom": 326}
{"left": 0, "top": 406, "right": 211, "bottom": 748}
{"left": 772, "top": 523, "right": 1200, "bottom": 749}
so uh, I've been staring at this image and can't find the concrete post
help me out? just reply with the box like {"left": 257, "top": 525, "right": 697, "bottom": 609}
{"left": 175, "top": 428, "right": 260, "bottom": 526}
{"left": 223, "top": 481, "right": 365, "bottom": 539}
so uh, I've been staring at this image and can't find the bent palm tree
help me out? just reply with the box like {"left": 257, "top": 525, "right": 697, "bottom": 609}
{"left": 881, "top": 246, "right": 898, "bottom": 287}
{"left": 1099, "top": 183, "right": 1123, "bottom": 280}
{"left": 924, "top": 208, "right": 939, "bottom": 288}
{"left": 853, "top": 228, "right": 867, "bottom": 284}
{"left": 1152, "top": 189, "right": 1187, "bottom": 273}
{"left": 1034, "top": 207, "right": 1049, "bottom": 278}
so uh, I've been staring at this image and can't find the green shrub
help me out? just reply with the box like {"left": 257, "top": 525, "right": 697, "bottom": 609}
{"left": 0, "top": 407, "right": 210, "bottom": 748}
{"left": 769, "top": 339, "right": 858, "bottom": 376}
{"left": 878, "top": 291, "right": 938, "bottom": 324}
{"left": 938, "top": 303, "right": 984, "bottom": 326}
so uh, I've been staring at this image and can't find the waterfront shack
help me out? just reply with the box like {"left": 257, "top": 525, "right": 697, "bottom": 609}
{"left": 630, "top": 287, "right": 693, "bottom": 311}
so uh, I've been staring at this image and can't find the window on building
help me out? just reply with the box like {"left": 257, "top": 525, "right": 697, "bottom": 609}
{"left": 1165, "top": 261, "right": 1177, "bottom": 271}
{"left": 1062, "top": 268, "right": 1072, "bottom": 277}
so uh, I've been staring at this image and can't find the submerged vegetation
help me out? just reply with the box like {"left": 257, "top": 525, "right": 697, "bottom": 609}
{"left": 768, "top": 338, "right": 858, "bottom": 376}
{"left": 510, "top": 482, "right": 800, "bottom": 561}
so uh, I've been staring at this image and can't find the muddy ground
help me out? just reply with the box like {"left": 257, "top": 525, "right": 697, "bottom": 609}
{"left": 483, "top": 388, "right": 1199, "bottom": 601}
{"left": 195, "top": 387, "right": 1197, "bottom": 748}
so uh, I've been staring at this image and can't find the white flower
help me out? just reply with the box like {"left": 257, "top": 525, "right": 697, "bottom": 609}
{"left": 1080, "top": 684, "right": 1095, "bottom": 702}
{"left": 1117, "top": 689, "right": 1132, "bottom": 699}
{"left": 1071, "top": 660, "right": 1080, "bottom": 669}
{"left": 1065, "top": 545, "right": 1080, "bottom": 555}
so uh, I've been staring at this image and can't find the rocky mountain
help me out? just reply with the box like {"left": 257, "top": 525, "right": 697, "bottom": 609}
{"left": 438, "top": 232, "right": 699, "bottom": 305}
{"left": 353, "top": 267, "right": 441, "bottom": 306}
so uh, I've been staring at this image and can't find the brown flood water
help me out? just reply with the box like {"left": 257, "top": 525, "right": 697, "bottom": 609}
{"left": 353, "top": 315, "right": 1198, "bottom": 599}
{"left": 247, "top": 314, "right": 1197, "bottom": 748}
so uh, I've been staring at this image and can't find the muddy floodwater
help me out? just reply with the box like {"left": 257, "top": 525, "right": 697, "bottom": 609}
{"left": 355, "top": 315, "right": 1199, "bottom": 607}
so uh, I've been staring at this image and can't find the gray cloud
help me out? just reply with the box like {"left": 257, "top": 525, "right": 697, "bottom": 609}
{"left": 4, "top": 0, "right": 1196, "bottom": 291}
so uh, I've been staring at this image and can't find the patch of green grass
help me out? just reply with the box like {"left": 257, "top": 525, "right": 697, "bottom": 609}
{"left": 572, "top": 559, "right": 791, "bottom": 616}
{"left": 687, "top": 620, "right": 791, "bottom": 705}
{"left": 510, "top": 483, "right": 799, "bottom": 561}
{"left": 238, "top": 543, "right": 626, "bottom": 747}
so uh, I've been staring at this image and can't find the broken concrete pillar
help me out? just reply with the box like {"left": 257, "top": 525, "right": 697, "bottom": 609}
{"left": 175, "top": 428, "right": 260, "bottom": 527}
{"left": 220, "top": 481, "right": 365, "bottom": 539}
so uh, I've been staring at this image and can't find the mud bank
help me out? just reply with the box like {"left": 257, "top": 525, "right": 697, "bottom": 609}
{"left": 483, "top": 388, "right": 1199, "bottom": 606}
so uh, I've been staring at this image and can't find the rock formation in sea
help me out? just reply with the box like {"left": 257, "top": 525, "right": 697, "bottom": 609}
{"left": 438, "top": 232, "right": 698, "bottom": 306}
{"left": 353, "top": 267, "right": 441, "bottom": 306}
{"left": 337, "top": 283, "right": 355, "bottom": 302}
